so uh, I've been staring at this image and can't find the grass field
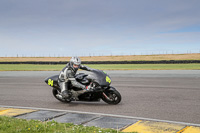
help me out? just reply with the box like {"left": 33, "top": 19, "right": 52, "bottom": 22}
{"left": 0, "top": 54, "right": 199, "bottom": 71}
{"left": 0, "top": 116, "right": 122, "bottom": 133}
{"left": 0, "top": 64, "right": 200, "bottom": 71}
{"left": 0, "top": 53, "right": 200, "bottom": 62}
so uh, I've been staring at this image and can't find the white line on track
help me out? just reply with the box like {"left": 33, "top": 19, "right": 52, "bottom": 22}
{"left": 1, "top": 105, "right": 200, "bottom": 127}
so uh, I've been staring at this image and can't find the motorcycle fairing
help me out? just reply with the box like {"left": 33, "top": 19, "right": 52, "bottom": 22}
{"left": 86, "top": 69, "right": 111, "bottom": 87}
{"left": 45, "top": 75, "right": 59, "bottom": 87}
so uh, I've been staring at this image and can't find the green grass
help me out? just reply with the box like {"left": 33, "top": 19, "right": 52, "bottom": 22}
{"left": 0, "top": 116, "right": 125, "bottom": 133}
{"left": 0, "top": 64, "right": 200, "bottom": 71}
{"left": 88, "top": 64, "right": 200, "bottom": 70}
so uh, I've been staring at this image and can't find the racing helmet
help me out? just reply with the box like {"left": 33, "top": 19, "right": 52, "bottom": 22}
{"left": 70, "top": 56, "right": 81, "bottom": 71}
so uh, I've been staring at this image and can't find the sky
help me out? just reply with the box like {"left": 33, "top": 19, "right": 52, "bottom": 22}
{"left": 0, "top": 0, "right": 200, "bottom": 57}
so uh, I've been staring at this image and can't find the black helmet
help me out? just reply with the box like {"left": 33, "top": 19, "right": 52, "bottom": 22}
{"left": 69, "top": 56, "right": 81, "bottom": 71}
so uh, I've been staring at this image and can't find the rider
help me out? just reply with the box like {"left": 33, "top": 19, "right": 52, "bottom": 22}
{"left": 58, "top": 56, "right": 93, "bottom": 99}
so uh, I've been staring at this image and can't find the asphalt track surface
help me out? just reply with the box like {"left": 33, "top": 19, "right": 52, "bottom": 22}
{"left": 0, "top": 70, "right": 200, "bottom": 124}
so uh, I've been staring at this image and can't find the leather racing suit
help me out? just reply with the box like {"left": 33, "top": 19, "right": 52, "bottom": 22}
{"left": 58, "top": 63, "right": 93, "bottom": 99}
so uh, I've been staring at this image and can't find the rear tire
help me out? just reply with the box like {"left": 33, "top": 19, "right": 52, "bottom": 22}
{"left": 52, "top": 88, "right": 71, "bottom": 103}
{"left": 101, "top": 89, "right": 121, "bottom": 105}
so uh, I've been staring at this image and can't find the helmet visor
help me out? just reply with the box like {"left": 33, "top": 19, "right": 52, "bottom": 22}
{"left": 73, "top": 64, "right": 80, "bottom": 68}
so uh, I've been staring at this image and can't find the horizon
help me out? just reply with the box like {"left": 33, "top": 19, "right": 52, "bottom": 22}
{"left": 0, "top": 52, "right": 200, "bottom": 58}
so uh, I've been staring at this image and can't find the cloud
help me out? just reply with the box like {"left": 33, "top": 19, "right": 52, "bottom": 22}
{"left": 0, "top": 0, "right": 200, "bottom": 56}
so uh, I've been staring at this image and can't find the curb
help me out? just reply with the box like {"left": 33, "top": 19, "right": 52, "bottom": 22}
{"left": 0, "top": 105, "right": 200, "bottom": 133}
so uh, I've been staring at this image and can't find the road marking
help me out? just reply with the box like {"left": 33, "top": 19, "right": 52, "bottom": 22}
{"left": 0, "top": 105, "right": 200, "bottom": 127}
{"left": 0, "top": 108, "right": 36, "bottom": 117}
{"left": 0, "top": 105, "right": 200, "bottom": 133}
{"left": 180, "top": 126, "right": 200, "bottom": 133}
{"left": 0, "top": 108, "right": 10, "bottom": 113}
{"left": 176, "top": 126, "right": 190, "bottom": 133}
{"left": 122, "top": 120, "right": 185, "bottom": 133}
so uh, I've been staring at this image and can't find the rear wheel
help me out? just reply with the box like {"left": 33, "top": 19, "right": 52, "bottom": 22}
{"left": 52, "top": 88, "right": 71, "bottom": 103}
{"left": 101, "top": 89, "right": 121, "bottom": 105}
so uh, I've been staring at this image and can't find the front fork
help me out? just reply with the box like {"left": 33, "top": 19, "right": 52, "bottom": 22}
{"left": 102, "top": 92, "right": 110, "bottom": 100}
{"left": 102, "top": 86, "right": 117, "bottom": 101}
{"left": 102, "top": 87, "right": 113, "bottom": 101}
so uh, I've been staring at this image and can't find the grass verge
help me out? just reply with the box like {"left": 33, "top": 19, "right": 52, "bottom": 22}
{"left": 0, "top": 116, "right": 125, "bottom": 133}
{"left": 0, "top": 64, "right": 200, "bottom": 71}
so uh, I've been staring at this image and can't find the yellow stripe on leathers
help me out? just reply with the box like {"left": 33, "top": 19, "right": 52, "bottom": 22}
{"left": 0, "top": 108, "right": 36, "bottom": 117}
{"left": 180, "top": 126, "right": 200, "bottom": 133}
{"left": 122, "top": 120, "right": 185, "bottom": 133}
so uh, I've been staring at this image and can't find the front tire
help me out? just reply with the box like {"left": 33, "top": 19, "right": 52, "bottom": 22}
{"left": 101, "top": 88, "right": 121, "bottom": 105}
{"left": 52, "top": 88, "right": 71, "bottom": 103}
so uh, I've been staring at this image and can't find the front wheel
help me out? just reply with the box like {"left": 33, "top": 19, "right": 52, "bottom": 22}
{"left": 101, "top": 88, "right": 121, "bottom": 105}
{"left": 52, "top": 88, "right": 71, "bottom": 103}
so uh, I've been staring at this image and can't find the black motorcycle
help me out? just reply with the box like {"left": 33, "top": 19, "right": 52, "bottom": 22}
{"left": 45, "top": 69, "right": 121, "bottom": 105}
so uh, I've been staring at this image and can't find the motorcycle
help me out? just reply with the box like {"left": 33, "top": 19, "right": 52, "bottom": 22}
{"left": 44, "top": 69, "right": 121, "bottom": 105}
